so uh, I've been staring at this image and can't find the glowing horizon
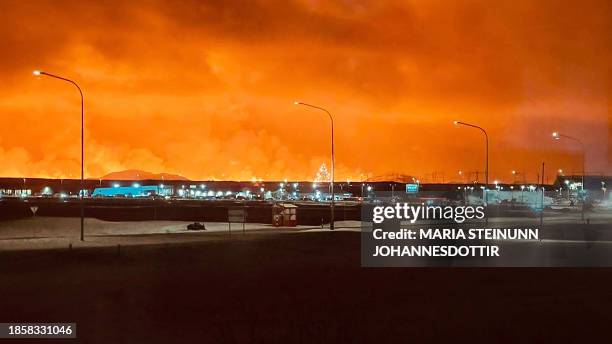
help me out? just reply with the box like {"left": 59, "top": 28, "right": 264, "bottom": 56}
{"left": 0, "top": 0, "right": 609, "bottom": 183}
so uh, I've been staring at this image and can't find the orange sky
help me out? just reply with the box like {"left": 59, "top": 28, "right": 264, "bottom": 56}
{"left": 0, "top": 0, "right": 610, "bottom": 182}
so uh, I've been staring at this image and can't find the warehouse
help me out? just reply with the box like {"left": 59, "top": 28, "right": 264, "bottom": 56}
{"left": 92, "top": 185, "right": 163, "bottom": 198}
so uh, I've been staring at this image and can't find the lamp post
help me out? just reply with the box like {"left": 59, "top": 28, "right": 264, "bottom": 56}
{"left": 454, "top": 120, "right": 489, "bottom": 225}
{"left": 294, "top": 101, "right": 335, "bottom": 230}
{"left": 34, "top": 70, "right": 85, "bottom": 241}
{"left": 454, "top": 121, "right": 488, "bottom": 186}
{"left": 552, "top": 131, "right": 586, "bottom": 220}
{"left": 361, "top": 183, "right": 365, "bottom": 201}
{"left": 454, "top": 120, "right": 488, "bottom": 199}
{"left": 458, "top": 170, "right": 468, "bottom": 184}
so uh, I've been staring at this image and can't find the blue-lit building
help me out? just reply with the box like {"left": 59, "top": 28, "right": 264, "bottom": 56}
{"left": 92, "top": 185, "right": 169, "bottom": 198}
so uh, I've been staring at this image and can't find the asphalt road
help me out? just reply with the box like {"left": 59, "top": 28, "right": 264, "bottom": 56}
{"left": 1, "top": 230, "right": 611, "bottom": 342}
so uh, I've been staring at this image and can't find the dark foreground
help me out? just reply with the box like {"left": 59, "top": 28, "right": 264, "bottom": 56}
{"left": 1, "top": 232, "right": 610, "bottom": 343}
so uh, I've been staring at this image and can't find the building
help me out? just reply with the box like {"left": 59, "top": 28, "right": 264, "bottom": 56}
{"left": 92, "top": 185, "right": 169, "bottom": 198}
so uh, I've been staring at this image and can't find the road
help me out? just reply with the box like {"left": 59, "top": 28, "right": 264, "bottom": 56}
{"left": 1, "top": 230, "right": 611, "bottom": 342}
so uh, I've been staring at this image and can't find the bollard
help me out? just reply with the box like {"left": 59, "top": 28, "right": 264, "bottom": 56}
{"left": 117, "top": 244, "right": 121, "bottom": 257}
{"left": 68, "top": 243, "right": 72, "bottom": 252}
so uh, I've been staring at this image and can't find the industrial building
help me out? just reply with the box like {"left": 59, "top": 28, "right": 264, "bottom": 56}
{"left": 92, "top": 185, "right": 170, "bottom": 198}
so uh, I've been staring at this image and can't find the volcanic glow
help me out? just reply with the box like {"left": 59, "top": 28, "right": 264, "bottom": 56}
{"left": 0, "top": 0, "right": 609, "bottom": 182}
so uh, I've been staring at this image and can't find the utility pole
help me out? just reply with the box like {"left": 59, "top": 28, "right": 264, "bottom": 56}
{"left": 540, "top": 162, "right": 545, "bottom": 225}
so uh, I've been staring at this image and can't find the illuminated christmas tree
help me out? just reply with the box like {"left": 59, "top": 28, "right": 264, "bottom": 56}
{"left": 314, "top": 163, "right": 331, "bottom": 183}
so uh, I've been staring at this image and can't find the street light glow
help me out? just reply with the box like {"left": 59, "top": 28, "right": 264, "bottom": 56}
{"left": 34, "top": 69, "right": 86, "bottom": 240}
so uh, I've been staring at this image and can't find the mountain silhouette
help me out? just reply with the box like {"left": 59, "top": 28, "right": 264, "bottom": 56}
{"left": 101, "top": 169, "right": 189, "bottom": 181}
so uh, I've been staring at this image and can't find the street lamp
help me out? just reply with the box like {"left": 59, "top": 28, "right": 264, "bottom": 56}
{"left": 294, "top": 101, "right": 335, "bottom": 230}
{"left": 511, "top": 170, "right": 525, "bottom": 184}
{"left": 454, "top": 121, "right": 488, "bottom": 187}
{"left": 552, "top": 132, "right": 585, "bottom": 190}
{"left": 454, "top": 120, "right": 489, "bottom": 225}
{"left": 458, "top": 170, "right": 467, "bottom": 184}
{"left": 34, "top": 70, "right": 85, "bottom": 241}
{"left": 552, "top": 131, "right": 586, "bottom": 220}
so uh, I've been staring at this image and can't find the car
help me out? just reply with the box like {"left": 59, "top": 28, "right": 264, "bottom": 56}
{"left": 187, "top": 222, "right": 206, "bottom": 231}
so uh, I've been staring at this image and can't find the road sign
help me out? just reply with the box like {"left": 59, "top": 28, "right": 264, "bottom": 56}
{"left": 228, "top": 208, "right": 247, "bottom": 234}
{"left": 406, "top": 184, "right": 419, "bottom": 193}
{"left": 228, "top": 208, "right": 246, "bottom": 223}
{"left": 30, "top": 206, "right": 39, "bottom": 216}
